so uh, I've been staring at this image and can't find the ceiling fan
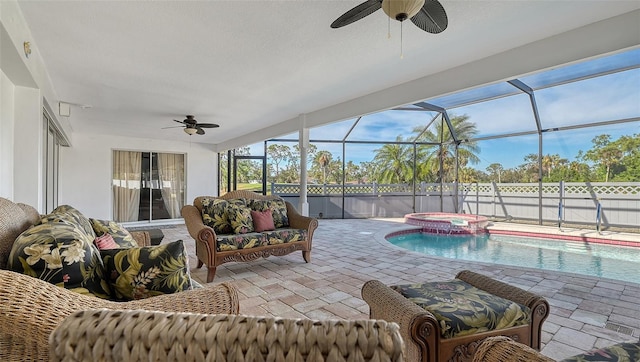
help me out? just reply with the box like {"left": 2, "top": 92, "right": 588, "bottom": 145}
{"left": 164, "top": 115, "right": 219, "bottom": 135}
{"left": 330, "top": 0, "right": 448, "bottom": 34}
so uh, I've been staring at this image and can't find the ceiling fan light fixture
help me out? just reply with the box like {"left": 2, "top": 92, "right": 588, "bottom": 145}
{"left": 184, "top": 127, "right": 198, "bottom": 135}
{"left": 382, "top": 0, "right": 425, "bottom": 21}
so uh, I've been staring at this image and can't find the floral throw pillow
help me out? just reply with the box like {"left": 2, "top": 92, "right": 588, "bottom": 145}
{"left": 90, "top": 218, "right": 138, "bottom": 248}
{"left": 8, "top": 222, "right": 112, "bottom": 299}
{"left": 201, "top": 198, "right": 233, "bottom": 234}
{"left": 100, "top": 240, "right": 192, "bottom": 301}
{"left": 94, "top": 234, "right": 119, "bottom": 250}
{"left": 249, "top": 199, "right": 289, "bottom": 228}
{"left": 39, "top": 205, "right": 97, "bottom": 239}
{"left": 227, "top": 203, "right": 254, "bottom": 234}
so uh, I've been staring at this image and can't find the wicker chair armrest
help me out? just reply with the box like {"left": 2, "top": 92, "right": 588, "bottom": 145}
{"left": 128, "top": 231, "right": 151, "bottom": 247}
{"left": 362, "top": 280, "right": 434, "bottom": 324}
{"left": 362, "top": 280, "right": 438, "bottom": 360}
{"left": 181, "top": 204, "right": 209, "bottom": 240}
{"left": 473, "top": 336, "right": 554, "bottom": 362}
{"left": 50, "top": 309, "right": 405, "bottom": 361}
{"left": 0, "top": 269, "right": 238, "bottom": 358}
{"left": 123, "top": 282, "right": 240, "bottom": 315}
{"left": 285, "top": 201, "right": 318, "bottom": 231}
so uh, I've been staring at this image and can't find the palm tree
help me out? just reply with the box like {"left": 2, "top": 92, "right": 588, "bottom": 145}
{"left": 314, "top": 151, "right": 332, "bottom": 184}
{"left": 415, "top": 115, "right": 480, "bottom": 182}
{"left": 372, "top": 137, "right": 414, "bottom": 184}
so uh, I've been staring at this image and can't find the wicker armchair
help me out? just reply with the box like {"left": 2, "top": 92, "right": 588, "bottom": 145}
{"left": 0, "top": 270, "right": 239, "bottom": 362}
{"left": 473, "top": 336, "right": 640, "bottom": 362}
{"left": 50, "top": 309, "right": 406, "bottom": 361}
{"left": 362, "top": 270, "right": 550, "bottom": 362}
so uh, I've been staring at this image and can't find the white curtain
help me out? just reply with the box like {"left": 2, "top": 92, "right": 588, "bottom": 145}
{"left": 112, "top": 151, "right": 142, "bottom": 222}
{"left": 157, "top": 153, "right": 185, "bottom": 219}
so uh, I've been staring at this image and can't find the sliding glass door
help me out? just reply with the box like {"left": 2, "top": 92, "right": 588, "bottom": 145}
{"left": 113, "top": 150, "right": 184, "bottom": 222}
{"left": 42, "top": 110, "right": 61, "bottom": 213}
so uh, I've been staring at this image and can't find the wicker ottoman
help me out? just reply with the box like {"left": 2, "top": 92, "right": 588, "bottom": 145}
{"left": 361, "top": 270, "right": 549, "bottom": 362}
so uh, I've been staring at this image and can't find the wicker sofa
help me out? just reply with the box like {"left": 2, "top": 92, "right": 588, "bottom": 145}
{"left": 50, "top": 309, "right": 405, "bottom": 361}
{"left": 182, "top": 190, "right": 318, "bottom": 282}
{"left": 473, "top": 336, "right": 640, "bottom": 362}
{"left": 361, "top": 270, "right": 550, "bottom": 362}
{"left": 0, "top": 197, "right": 240, "bottom": 361}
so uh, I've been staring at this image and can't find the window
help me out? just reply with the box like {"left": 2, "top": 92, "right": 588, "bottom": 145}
{"left": 112, "top": 150, "right": 185, "bottom": 222}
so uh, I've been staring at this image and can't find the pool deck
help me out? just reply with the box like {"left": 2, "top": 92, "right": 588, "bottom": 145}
{"left": 163, "top": 219, "right": 640, "bottom": 360}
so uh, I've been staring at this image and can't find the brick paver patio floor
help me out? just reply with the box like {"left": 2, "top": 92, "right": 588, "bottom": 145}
{"left": 161, "top": 218, "right": 640, "bottom": 361}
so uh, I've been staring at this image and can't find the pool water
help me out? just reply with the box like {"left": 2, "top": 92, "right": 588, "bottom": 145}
{"left": 387, "top": 232, "right": 640, "bottom": 284}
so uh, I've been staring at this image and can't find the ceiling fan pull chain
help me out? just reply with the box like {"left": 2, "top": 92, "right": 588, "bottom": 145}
{"left": 388, "top": 10, "right": 391, "bottom": 39}
{"left": 400, "top": 22, "right": 404, "bottom": 59}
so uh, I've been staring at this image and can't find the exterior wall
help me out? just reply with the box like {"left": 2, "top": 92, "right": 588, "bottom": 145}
{"left": 59, "top": 132, "right": 218, "bottom": 221}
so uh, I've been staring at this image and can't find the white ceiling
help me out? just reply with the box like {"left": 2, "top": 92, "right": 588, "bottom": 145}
{"left": 16, "top": 1, "right": 640, "bottom": 150}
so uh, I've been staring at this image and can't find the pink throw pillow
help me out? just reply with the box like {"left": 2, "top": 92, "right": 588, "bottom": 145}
{"left": 94, "top": 233, "right": 119, "bottom": 250}
{"left": 251, "top": 210, "right": 275, "bottom": 232}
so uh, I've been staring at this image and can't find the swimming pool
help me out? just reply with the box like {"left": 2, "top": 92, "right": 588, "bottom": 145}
{"left": 386, "top": 231, "right": 640, "bottom": 284}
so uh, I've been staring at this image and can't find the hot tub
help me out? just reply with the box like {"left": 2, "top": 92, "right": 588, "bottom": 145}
{"left": 404, "top": 212, "right": 489, "bottom": 235}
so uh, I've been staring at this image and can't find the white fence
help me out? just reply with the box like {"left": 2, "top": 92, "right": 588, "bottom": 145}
{"left": 272, "top": 182, "right": 640, "bottom": 230}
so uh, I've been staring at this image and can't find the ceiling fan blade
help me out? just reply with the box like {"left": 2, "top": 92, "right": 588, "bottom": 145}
{"left": 196, "top": 127, "right": 205, "bottom": 135}
{"left": 331, "top": 0, "right": 382, "bottom": 29}
{"left": 411, "top": 0, "right": 448, "bottom": 34}
{"left": 197, "top": 123, "right": 220, "bottom": 128}
{"left": 161, "top": 126, "right": 184, "bottom": 129}
{"left": 173, "top": 119, "right": 186, "bottom": 125}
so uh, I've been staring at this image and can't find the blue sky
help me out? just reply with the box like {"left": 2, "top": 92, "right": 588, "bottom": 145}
{"left": 253, "top": 49, "right": 640, "bottom": 171}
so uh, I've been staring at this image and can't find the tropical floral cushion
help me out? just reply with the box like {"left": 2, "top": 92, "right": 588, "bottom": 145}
{"left": 262, "top": 229, "right": 308, "bottom": 245}
{"left": 217, "top": 233, "right": 266, "bottom": 251}
{"left": 39, "top": 205, "right": 96, "bottom": 240}
{"left": 249, "top": 199, "right": 289, "bottom": 228}
{"left": 391, "top": 279, "right": 531, "bottom": 339}
{"left": 201, "top": 198, "right": 232, "bottom": 234}
{"left": 100, "top": 240, "right": 192, "bottom": 301}
{"left": 7, "top": 222, "right": 111, "bottom": 299}
{"left": 216, "top": 228, "right": 307, "bottom": 251}
{"left": 561, "top": 343, "right": 640, "bottom": 362}
{"left": 227, "top": 203, "right": 254, "bottom": 234}
{"left": 89, "top": 218, "right": 138, "bottom": 248}
{"left": 201, "top": 198, "right": 247, "bottom": 235}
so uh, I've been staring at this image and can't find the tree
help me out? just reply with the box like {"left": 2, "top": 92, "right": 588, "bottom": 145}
{"left": 345, "top": 160, "right": 363, "bottom": 183}
{"left": 267, "top": 144, "right": 292, "bottom": 182}
{"left": 522, "top": 154, "right": 540, "bottom": 182}
{"left": 486, "top": 163, "right": 504, "bottom": 183}
{"left": 372, "top": 137, "right": 414, "bottom": 184}
{"left": 613, "top": 134, "right": 640, "bottom": 181}
{"left": 313, "top": 151, "right": 333, "bottom": 184}
{"left": 541, "top": 154, "right": 568, "bottom": 182}
{"left": 583, "top": 135, "right": 623, "bottom": 182}
{"left": 359, "top": 161, "right": 379, "bottom": 183}
{"left": 292, "top": 143, "right": 317, "bottom": 170}
{"left": 415, "top": 115, "right": 480, "bottom": 182}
